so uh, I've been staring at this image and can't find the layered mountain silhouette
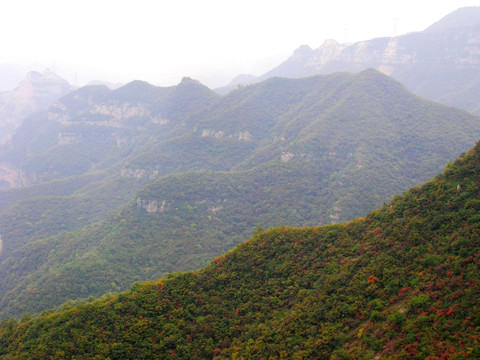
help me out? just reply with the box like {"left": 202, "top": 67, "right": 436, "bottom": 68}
{"left": 1, "top": 6, "right": 480, "bottom": 358}
{"left": 220, "top": 7, "right": 480, "bottom": 114}
{"left": 1, "top": 70, "right": 480, "bottom": 317}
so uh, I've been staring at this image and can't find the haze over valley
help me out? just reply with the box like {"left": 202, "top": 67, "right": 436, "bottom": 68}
{"left": 1, "top": 3, "right": 480, "bottom": 359}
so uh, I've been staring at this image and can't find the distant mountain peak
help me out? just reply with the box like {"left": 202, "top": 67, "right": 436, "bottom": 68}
{"left": 23, "top": 70, "right": 41, "bottom": 80}
{"left": 22, "top": 69, "right": 70, "bottom": 88}
{"left": 180, "top": 77, "right": 202, "bottom": 85}
{"left": 305, "top": 39, "right": 346, "bottom": 70}
{"left": 0, "top": 69, "right": 73, "bottom": 144}
{"left": 113, "top": 79, "right": 155, "bottom": 94}
{"left": 424, "top": 6, "right": 480, "bottom": 32}
{"left": 229, "top": 74, "right": 257, "bottom": 85}
{"left": 86, "top": 80, "right": 123, "bottom": 90}
{"left": 289, "top": 44, "right": 314, "bottom": 60}
{"left": 251, "top": 6, "right": 480, "bottom": 114}
{"left": 124, "top": 79, "right": 153, "bottom": 87}
{"left": 321, "top": 38, "right": 341, "bottom": 47}
{"left": 42, "top": 68, "right": 65, "bottom": 80}
{"left": 23, "top": 70, "right": 47, "bottom": 84}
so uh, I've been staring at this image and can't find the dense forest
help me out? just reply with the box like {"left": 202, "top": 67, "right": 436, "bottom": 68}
{"left": 1, "top": 6, "right": 480, "bottom": 359}
{"left": 2, "top": 70, "right": 480, "bottom": 318}
{"left": 2, "top": 132, "right": 480, "bottom": 359}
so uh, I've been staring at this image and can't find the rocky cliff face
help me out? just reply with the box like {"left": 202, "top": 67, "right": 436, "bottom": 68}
{"left": 0, "top": 69, "right": 73, "bottom": 144}
{"left": 0, "top": 163, "right": 28, "bottom": 189}
{"left": 48, "top": 100, "right": 158, "bottom": 129}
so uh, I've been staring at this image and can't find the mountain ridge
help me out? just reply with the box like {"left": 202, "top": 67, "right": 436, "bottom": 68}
{"left": 224, "top": 7, "right": 480, "bottom": 114}
{"left": 424, "top": 6, "right": 480, "bottom": 32}
{"left": 1, "top": 70, "right": 480, "bottom": 318}
{"left": 2, "top": 123, "right": 480, "bottom": 359}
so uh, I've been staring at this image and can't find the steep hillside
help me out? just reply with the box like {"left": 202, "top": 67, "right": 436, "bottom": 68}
{"left": 2, "top": 70, "right": 480, "bottom": 318}
{"left": 0, "top": 77, "right": 221, "bottom": 261}
{"left": 249, "top": 7, "right": 480, "bottom": 114}
{"left": 2, "top": 134, "right": 480, "bottom": 359}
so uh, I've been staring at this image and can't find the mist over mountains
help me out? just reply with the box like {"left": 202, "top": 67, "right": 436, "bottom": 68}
{"left": 0, "top": 69, "right": 73, "bottom": 145}
{"left": 1, "top": 69, "right": 480, "bottom": 318}
{"left": 219, "top": 7, "right": 480, "bottom": 115}
{"left": 1, "top": 6, "right": 480, "bottom": 358}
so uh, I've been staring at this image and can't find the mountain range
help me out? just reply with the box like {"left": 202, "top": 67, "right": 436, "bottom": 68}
{"left": 1, "top": 69, "right": 480, "bottom": 318}
{"left": 218, "top": 7, "right": 480, "bottom": 115}
{"left": 0, "top": 7, "right": 479, "bottom": 349}
{"left": 2, "top": 117, "right": 480, "bottom": 359}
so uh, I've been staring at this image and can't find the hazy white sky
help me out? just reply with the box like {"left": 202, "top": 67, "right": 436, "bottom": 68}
{"left": 0, "top": 0, "right": 478, "bottom": 88}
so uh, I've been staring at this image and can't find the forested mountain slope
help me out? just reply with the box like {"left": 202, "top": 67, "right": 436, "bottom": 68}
{"left": 2, "top": 70, "right": 480, "bottom": 318}
{"left": 2, "top": 129, "right": 480, "bottom": 359}
{"left": 0, "top": 78, "right": 220, "bottom": 257}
